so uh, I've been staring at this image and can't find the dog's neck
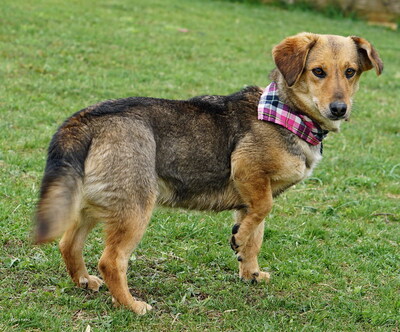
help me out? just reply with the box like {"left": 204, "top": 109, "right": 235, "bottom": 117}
{"left": 258, "top": 81, "right": 328, "bottom": 146}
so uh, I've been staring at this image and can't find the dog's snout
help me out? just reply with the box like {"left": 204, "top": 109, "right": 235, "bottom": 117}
{"left": 329, "top": 101, "right": 347, "bottom": 118}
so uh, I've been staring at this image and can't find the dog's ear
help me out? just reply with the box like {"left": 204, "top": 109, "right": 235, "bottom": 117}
{"left": 272, "top": 33, "right": 318, "bottom": 87}
{"left": 350, "top": 36, "right": 383, "bottom": 76}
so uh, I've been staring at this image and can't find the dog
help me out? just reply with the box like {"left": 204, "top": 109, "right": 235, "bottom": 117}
{"left": 35, "top": 33, "right": 383, "bottom": 314}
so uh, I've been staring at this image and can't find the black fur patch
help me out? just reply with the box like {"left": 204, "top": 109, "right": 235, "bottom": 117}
{"left": 230, "top": 236, "right": 239, "bottom": 252}
{"left": 251, "top": 272, "right": 259, "bottom": 284}
{"left": 232, "top": 223, "right": 240, "bottom": 234}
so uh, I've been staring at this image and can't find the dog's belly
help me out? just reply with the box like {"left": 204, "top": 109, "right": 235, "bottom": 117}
{"left": 156, "top": 178, "right": 245, "bottom": 211}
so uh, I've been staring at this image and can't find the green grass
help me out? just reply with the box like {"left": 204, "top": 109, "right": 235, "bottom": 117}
{"left": 1, "top": 0, "right": 399, "bottom": 330}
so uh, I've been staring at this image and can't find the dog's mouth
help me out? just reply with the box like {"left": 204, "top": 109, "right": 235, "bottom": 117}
{"left": 315, "top": 102, "right": 350, "bottom": 122}
{"left": 327, "top": 113, "right": 348, "bottom": 121}
{"left": 312, "top": 107, "right": 349, "bottom": 132}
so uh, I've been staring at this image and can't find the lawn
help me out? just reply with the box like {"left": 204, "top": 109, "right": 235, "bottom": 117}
{"left": 0, "top": 0, "right": 399, "bottom": 330}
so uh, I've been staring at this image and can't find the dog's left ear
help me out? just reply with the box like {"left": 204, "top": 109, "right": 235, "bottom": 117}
{"left": 272, "top": 32, "right": 319, "bottom": 87}
{"left": 351, "top": 36, "right": 383, "bottom": 75}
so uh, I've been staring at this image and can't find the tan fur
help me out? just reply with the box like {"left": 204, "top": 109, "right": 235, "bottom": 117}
{"left": 35, "top": 33, "right": 382, "bottom": 314}
{"left": 271, "top": 33, "right": 383, "bottom": 132}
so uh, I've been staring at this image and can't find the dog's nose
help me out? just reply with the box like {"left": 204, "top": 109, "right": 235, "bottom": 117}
{"left": 329, "top": 101, "right": 347, "bottom": 118}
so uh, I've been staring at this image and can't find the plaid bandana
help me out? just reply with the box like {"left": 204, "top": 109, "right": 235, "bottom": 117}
{"left": 258, "top": 82, "right": 326, "bottom": 146}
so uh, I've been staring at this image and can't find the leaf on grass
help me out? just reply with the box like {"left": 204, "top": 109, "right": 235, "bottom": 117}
{"left": 386, "top": 193, "right": 400, "bottom": 199}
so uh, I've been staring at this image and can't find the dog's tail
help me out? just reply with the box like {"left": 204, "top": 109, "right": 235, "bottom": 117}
{"left": 34, "top": 111, "right": 92, "bottom": 244}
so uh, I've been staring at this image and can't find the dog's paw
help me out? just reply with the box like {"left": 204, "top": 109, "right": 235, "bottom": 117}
{"left": 112, "top": 297, "right": 152, "bottom": 315}
{"left": 78, "top": 275, "right": 103, "bottom": 291}
{"left": 132, "top": 301, "right": 153, "bottom": 315}
{"left": 240, "top": 271, "right": 270, "bottom": 284}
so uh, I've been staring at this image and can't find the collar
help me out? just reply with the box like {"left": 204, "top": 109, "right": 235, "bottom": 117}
{"left": 258, "top": 82, "right": 328, "bottom": 146}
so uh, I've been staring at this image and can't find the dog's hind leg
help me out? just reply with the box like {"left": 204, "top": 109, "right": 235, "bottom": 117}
{"left": 59, "top": 210, "right": 103, "bottom": 291}
{"left": 230, "top": 168, "right": 273, "bottom": 283}
{"left": 98, "top": 198, "right": 155, "bottom": 315}
{"left": 84, "top": 120, "right": 157, "bottom": 314}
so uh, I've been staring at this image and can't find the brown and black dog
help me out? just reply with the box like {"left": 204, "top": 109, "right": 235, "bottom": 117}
{"left": 35, "top": 33, "right": 383, "bottom": 314}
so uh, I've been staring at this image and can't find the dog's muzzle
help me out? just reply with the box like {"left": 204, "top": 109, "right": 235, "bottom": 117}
{"left": 329, "top": 101, "right": 347, "bottom": 119}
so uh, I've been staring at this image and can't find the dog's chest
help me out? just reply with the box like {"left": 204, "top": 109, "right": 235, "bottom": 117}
{"left": 270, "top": 141, "right": 322, "bottom": 195}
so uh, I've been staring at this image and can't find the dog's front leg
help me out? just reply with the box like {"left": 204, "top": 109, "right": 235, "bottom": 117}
{"left": 232, "top": 211, "right": 269, "bottom": 283}
{"left": 230, "top": 175, "right": 272, "bottom": 283}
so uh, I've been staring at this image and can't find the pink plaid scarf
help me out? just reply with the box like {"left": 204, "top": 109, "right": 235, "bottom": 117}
{"left": 258, "top": 82, "right": 325, "bottom": 146}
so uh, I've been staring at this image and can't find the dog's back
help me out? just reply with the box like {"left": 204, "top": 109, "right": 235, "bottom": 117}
{"left": 35, "top": 86, "right": 262, "bottom": 243}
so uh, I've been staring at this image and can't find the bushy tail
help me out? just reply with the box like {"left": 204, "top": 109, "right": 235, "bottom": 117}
{"left": 35, "top": 113, "right": 92, "bottom": 244}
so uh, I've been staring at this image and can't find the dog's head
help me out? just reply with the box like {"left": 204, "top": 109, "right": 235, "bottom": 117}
{"left": 272, "top": 33, "right": 383, "bottom": 131}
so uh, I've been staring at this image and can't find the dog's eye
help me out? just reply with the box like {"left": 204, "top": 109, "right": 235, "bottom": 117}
{"left": 312, "top": 68, "right": 326, "bottom": 78}
{"left": 345, "top": 68, "right": 356, "bottom": 78}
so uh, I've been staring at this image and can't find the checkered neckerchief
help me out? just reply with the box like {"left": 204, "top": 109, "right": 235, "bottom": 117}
{"left": 258, "top": 82, "right": 324, "bottom": 146}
